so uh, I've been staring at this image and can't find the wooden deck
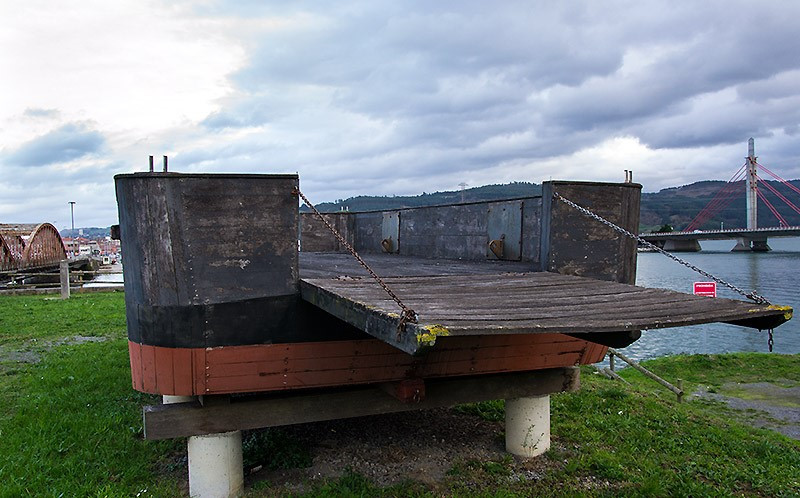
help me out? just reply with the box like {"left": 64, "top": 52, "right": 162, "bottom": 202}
{"left": 299, "top": 253, "right": 793, "bottom": 355}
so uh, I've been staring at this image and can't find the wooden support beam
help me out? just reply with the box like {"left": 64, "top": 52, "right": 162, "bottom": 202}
{"left": 380, "top": 378, "right": 425, "bottom": 403}
{"left": 143, "top": 367, "right": 579, "bottom": 440}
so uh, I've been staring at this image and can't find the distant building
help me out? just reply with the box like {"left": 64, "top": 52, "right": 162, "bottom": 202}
{"left": 61, "top": 236, "right": 120, "bottom": 260}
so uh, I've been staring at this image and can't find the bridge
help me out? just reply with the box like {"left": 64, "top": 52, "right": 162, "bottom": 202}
{"left": 641, "top": 138, "right": 800, "bottom": 251}
{"left": 0, "top": 223, "right": 67, "bottom": 271}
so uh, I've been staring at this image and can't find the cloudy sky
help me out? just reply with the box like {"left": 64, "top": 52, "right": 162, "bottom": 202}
{"left": 2, "top": 1, "right": 800, "bottom": 229}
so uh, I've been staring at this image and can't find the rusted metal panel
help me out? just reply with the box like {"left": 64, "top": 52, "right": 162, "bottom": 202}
{"left": 381, "top": 212, "right": 400, "bottom": 253}
{"left": 399, "top": 203, "right": 488, "bottom": 259}
{"left": 345, "top": 198, "right": 540, "bottom": 262}
{"left": 299, "top": 212, "right": 353, "bottom": 252}
{"left": 540, "top": 181, "right": 641, "bottom": 284}
{"left": 521, "top": 198, "right": 542, "bottom": 266}
{"left": 487, "top": 200, "right": 523, "bottom": 260}
{"left": 353, "top": 211, "right": 384, "bottom": 252}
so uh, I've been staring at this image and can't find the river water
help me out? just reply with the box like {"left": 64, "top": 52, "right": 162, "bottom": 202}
{"left": 622, "top": 237, "right": 800, "bottom": 361}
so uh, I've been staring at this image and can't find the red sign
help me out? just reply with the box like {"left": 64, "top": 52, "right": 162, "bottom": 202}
{"left": 693, "top": 282, "right": 717, "bottom": 297}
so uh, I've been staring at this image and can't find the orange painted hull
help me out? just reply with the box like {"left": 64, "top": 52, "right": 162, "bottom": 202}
{"left": 129, "top": 334, "right": 607, "bottom": 396}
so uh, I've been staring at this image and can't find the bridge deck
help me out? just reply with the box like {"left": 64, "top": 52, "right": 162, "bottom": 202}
{"left": 640, "top": 226, "right": 800, "bottom": 240}
{"left": 299, "top": 253, "right": 792, "bottom": 355}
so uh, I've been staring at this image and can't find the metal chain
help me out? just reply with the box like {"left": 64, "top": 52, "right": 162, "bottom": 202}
{"left": 553, "top": 192, "right": 772, "bottom": 306}
{"left": 294, "top": 188, "right": 418, "bottom": 332}
{"left": 768, "top": 329, "right": 774, "bottom": 352}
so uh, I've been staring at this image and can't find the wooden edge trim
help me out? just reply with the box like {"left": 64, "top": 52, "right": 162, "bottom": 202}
{"left": 128, "top": 341, "right": 198, "bottom": 396}
{"left": 143, "top": 367, "right": 579, "bottom": 440}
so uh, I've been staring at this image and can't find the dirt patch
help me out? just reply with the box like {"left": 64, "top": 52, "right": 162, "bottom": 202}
{"left": 695, "top": 382, "right": 800, "bottom": 440}
{"left": 48, "top": 335, "right": 109, "bottom": 347}
{"left": 0, "top": 335, "right": 109, "bottom": 370}
{"left": 247, "top": 407, "right": 562, "bottom": 494}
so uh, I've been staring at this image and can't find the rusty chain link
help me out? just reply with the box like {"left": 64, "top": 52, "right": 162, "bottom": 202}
{"left": 554, "top": 191, "right": 777, "bottom": 352}
{"left": 294, "top": 188, "right": 418, "bottom": 333}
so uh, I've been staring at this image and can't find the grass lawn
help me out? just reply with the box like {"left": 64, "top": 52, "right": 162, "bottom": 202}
{"left": 1, "top": 291, "right": 798, "bottom": 496}
{"left": 0, "top": 292, "right": 184, "bottom": 497}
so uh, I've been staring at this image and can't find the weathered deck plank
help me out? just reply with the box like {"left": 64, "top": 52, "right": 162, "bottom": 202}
{"left": 299, "top": 255, "right": 792, "bottom": 355}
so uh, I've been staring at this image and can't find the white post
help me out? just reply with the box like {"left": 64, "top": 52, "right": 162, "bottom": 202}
{"left": 505, "top": 395, "right": 550, "bottom": 457}
{"left": 188, "top": 431, "right": 243, "bottom": 498}
{"left": 162, "top": 396, "right": 243, "bottom": 498}
{"left": 59, "top": 260, "right": 70, "bottom": 299}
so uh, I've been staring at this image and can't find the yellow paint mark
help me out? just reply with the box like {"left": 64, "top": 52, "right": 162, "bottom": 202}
{"left": 417, "top": 324, "right": 451, "bottom": 347}
{"left": 749, "top": 305, "right": 793, "bottom": 321}
{"left": 767, "top": 305, "right": 793, "bottom": 321}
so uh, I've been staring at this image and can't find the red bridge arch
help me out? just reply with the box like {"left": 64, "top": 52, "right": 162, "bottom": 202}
{"left": 0, "top": 223, "right": 67, "bottom": 271}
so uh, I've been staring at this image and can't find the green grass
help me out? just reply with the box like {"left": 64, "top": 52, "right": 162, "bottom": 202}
{"left": 0, "top": 291, "right": 126, "bottom": 346}
{"left": 545, "top": 370, "right": 800, "bottom": 496}
{"left": 437, "top": 367, "right": 800, "bottom": 497}
{"left": 0, "top": 338, "right": 184, "bottom": 497}
{"left": 0, "top": 292, "right": 183, "bottom": 497}
{"left": 1, "top": 292, "right": 799, "bottom": 496}
{"left": 617, "top": 352, "right": 800, "bottom": 393}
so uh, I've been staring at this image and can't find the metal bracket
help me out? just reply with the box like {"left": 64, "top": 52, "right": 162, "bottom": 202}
{"left": 488, "top": 236, "right": 505, "bottom": 259}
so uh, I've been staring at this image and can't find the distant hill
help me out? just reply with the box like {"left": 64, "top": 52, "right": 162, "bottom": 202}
{"left": 60, "top": 227, "right": 110, "bottom": 239}
{"left": 640, "top": 179, "right": 800, "bottom": 232}
{"left": 304, "top": 182, "right": 541, "bottom": 212}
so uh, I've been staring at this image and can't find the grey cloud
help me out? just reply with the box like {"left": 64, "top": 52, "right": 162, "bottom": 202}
{"left": 4, "top": 123, "right": 105, "bottom": 167}
{"left": 186, "top": 1, "right": 800, "bottom": 201}
{"left": 738, "top": 71, "right": 800, "bottom": 103}
{"left": 23, "top": 108, "right": 60, "bottom": 119}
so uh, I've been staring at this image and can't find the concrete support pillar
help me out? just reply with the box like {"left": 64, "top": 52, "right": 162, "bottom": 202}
{"left": 732, "top": 237, "right": 770, "bottom": 252}
{"left": 746, "top": 138, "right": 758, "bottom": 230}
{"left": 662, "top": 239, "right": 702, "bottom": 252}
{"left": 188, "top": 431, "right": 243, "bottom": 498}
{"left": 162, "top": 396, "right": 243, "bottom": 498}
{"left": 505, "top": 395, "right": 550, "bottom": 457}
{"left": 732, "top": 237, "right": 751, "bottom": 252}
